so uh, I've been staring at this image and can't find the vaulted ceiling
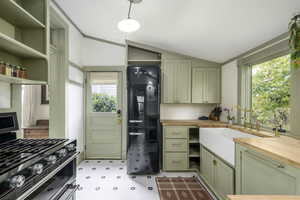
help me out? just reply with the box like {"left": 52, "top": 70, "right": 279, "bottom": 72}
{"left": 54, "top": 0, "right": 300, "bottom": 63}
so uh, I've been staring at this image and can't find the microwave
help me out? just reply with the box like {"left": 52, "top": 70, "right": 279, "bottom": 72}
{"left": 0, "top": 112, "right": 19, "bottom": 134}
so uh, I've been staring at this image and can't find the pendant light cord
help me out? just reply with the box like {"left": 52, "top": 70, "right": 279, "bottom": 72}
{"left": 128, "top": 1, "right": 133, "bottom": 19}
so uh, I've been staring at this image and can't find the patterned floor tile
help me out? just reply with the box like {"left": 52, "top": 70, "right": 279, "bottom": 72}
{"left": 76, "top": 160, "right": 213, "bottom": 200}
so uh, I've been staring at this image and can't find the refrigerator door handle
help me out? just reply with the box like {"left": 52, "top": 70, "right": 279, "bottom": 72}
{"left": 129, "top": 120, "right": 143, "bottom": 123}
{"left": 129, "top": 132, "right": 144, "bottom": 136}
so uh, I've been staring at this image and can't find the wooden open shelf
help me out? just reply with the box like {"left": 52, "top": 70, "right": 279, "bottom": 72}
{"left": 0, "top": 0, "right": 45, "bottom": 28}
{"left": 0, "top": 74, "right": 46, "bottom": 85}
{"left": 0, "top": 32, "right": 47, "bottom": 59}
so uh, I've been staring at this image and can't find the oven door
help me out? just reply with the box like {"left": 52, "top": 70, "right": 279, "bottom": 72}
{"left": 54, "top": 181, "right": 79, "bottom": 200}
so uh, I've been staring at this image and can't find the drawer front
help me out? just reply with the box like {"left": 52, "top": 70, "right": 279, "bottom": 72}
{"left": 165, "top": 139, "right": 187, "bottom": 152}
{"left": 164, "top": 126, "right": 188, "bottom": 139}
{"left": 164, "top": 153, "right": 188, "bottom": 170}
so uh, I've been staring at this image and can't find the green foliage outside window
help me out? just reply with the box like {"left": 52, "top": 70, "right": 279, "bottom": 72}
{"left": 92, "top": 93, "right": 117, "bottom": 112}
{"left": 252, "top": 55, "right": 290, "bottom": 129}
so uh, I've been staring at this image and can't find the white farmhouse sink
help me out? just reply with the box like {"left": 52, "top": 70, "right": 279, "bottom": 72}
{"left": 199, "top": 128, "right": 259, "bottom": 166}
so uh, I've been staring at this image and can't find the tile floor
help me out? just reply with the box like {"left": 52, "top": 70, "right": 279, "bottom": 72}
{"left": 76, "top": 160, "right": 213, "bottom": 200}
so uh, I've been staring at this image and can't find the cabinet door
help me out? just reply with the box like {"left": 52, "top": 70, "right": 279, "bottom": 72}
{"left": 162, "top": 61, "right": 176, "bottom": 103}
{"left": 164, "top": 153, "right": 188, "bottom": 171}
{"left": 162, "top": 60, "right": 191, "bottom": 103}
{"left": 174, "top": 60, "right": 191, "bottom": 103}
{"left": 214, "top": 157, "right": 235, "bottom": 199}
{"left": 192, "top": 68, "right": 205, "bottom": 103}
{"left": 201, "top": 147, "right": 214, "bottom": 186}
{"left": 205, "top": 68, "right": 220, "bottom": 103}
{"left": 241, "top": 150, "right": 297, "bottom": 195}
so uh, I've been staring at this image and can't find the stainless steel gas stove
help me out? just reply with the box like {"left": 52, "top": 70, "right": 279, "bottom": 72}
{"left": 0, "top": 112, "right": 79, "bottom": 200}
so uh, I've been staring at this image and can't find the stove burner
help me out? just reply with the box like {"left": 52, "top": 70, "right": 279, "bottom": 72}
{"left": 0, "top": 139, "right": 67, "bottom": 174}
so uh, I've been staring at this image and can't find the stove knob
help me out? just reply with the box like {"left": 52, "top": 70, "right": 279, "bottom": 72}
{"left": 32, "top": 163, "right": 43, "bottom": 175}
{"left": 56, "top": 149, "right": 67, "bottom": 158}
{"left": 66, "top": 144, "right": 76, "bottom": 152}
{"left": 46, "top": 155, "right": 57, "bottom": 164}
{"left": 9, "top": 175, "right": 25, "bottom": 188}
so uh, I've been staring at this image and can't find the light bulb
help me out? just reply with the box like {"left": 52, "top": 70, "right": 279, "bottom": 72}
{"left": 118, "top": 18, "right": 140, "bottom": 33}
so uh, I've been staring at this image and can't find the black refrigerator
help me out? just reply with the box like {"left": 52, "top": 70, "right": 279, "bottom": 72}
{"left": 127, "top": 65, "right": 161, "bottom": 175}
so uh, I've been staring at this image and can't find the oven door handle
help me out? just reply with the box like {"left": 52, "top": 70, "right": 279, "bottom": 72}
{"left": 56, "top": 184, "right": 80, "bottom": 200}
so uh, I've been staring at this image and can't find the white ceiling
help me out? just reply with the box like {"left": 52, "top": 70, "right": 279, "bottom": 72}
{"left": 54, "top": 0, "right": 300, "bottom": 63}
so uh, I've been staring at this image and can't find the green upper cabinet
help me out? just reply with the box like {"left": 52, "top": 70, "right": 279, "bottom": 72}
{"left": 236, "top": 144, "right": 300, "bottom": 195}
{"left": 162, "top": 60, "right": 192, "bottom": 103}
{"left": 192, "top": 67, "right": 221, "bottom": 104}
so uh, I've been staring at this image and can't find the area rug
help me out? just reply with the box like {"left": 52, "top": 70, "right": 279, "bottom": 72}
{"left": 156, "top": 177, "right": 214, "bottom": 200}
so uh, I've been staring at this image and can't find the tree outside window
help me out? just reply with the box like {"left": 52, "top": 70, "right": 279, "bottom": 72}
{"left": 252, "top": 55, "right": 290, "bottom": 130}
{"left": 92, "top": 84, "right": 117, "bottom": 112}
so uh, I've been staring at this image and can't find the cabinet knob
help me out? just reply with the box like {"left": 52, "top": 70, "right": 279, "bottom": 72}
{"left": 213, "top": 160, "right": 217, "bottom": 166}
{"left": 277, "top": 164, "right": 285, "bottom": 169}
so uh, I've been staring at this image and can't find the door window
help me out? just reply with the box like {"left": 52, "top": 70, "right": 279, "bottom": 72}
{"left": 90, "top": 72, "right": 118, "bottom": 113}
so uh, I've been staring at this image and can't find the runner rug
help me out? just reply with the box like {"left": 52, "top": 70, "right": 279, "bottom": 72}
{"left": 156, "top": 177, "right": 214, "bottom": 200}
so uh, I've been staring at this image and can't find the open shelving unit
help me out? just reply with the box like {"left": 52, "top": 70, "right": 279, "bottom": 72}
{"left": 127, "top": 46, "right": 162, "bottom": 65}
{"left": 188, "top": 128, "right": 200, "bottom": 171}
{"left": 0, "top": 0, "right": 45, "bottom": 28}
{"left": 0, "top": 32, "right": 47, "bottom": 59}
{"left": 0, "top": 0, "right": 49, "bottom": 84}
{"left": 0, "top": 74, "right": 46, "bottom": 85}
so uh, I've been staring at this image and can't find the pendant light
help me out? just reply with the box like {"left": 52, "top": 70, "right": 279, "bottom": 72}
{"left": 118, "top": 0, "right": 142, "bottom": 33}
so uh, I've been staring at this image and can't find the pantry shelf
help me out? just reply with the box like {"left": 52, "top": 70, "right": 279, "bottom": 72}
{"left": 0, "top": 0, "right": 45, "bottom": 28}
{"left": 0, "top": 74, "right": 46, "bottom": 85}
{"left": 0, "top": 32, "right": 47, "bottom": 59}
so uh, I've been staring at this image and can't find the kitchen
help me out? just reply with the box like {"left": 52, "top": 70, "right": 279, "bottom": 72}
{"left": 0, "top": 0, "right": 300, "bottom": 200}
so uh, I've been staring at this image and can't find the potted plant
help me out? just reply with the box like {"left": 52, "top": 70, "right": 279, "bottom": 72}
{"left": 224, "top": 107, "right": 235, "bottom": 125}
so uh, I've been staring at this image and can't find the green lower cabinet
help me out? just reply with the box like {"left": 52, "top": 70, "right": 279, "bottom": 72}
{"left": 214, "top": 156, "right": 235, "bottom": 199}
{"left": 164, "top": 153, "right": 188, "bottom": 171}
{"left": 200, "top": 146, "right": 235, "bottom": 200}
{"left": 236, "top": 144, "right": 300, "bottom": 195}
{"left": 201, "top": 147, "right": 215, "bottom": 185}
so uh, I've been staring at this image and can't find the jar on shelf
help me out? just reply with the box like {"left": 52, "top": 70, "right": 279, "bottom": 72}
{"left": 16, "top": 66, "right": 21, "bottom": 78}
{"left": 5, "top": 63, "right": 12, "bottom": 76}
{"left": 21, "top": 67, "right": 27, "bottom": 79}
{"left": 0, "top": 61, "right": 6, "bottom": 75}
{"left": 12, "top": 65, "right": 18, "bottom": 77}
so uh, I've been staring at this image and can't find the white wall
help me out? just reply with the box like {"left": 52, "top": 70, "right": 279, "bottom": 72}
{"left": 161, "top": 104, "right": 215, "bottom": 120}
{"left": 220, "top": 60, "right": 238, "bottom": 122}
{"left": 81, "top": 37, "right": 125, "bottom": 66}
{"left": 22, "top": 85, "right": 49, "bottom": 127}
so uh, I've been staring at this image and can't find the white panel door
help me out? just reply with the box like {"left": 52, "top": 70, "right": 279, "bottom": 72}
{"left": 86, "top": 72, "right": 122, "bottom": 159}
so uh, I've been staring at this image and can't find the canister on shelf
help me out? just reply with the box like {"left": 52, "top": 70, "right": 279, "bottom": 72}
{"left": 0, "top": 61, "right": 6, "bottom": 75}
{"left": 21, "top": 67, "right": 27, "bottom": 79}
{"left": 16, "top": 66, "right": 21, "bottom": 78}
{"left": 5, "top": 63, "right": 12, "bottom": 76}
{"left": 12, "top": 65, "right": 18, "bottom": 77}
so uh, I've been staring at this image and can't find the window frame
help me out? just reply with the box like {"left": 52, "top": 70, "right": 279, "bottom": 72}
{"left": 238, "top": 53, "right": 291, "bottom": 132}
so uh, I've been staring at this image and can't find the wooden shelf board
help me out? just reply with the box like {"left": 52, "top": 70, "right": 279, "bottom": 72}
{"left": 189, "top": 140, "right": 200, "bottom": 144}
{"left": 0, "top": 32, "right": 47, "bottom": 59}
{"left": 0, "top": 74, "right": 46, "bottom": 85}
{"left": 0, "top": 0, "right": 45, "bottom": 28}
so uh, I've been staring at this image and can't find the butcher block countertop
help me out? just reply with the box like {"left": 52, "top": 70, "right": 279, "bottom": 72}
{"left": 234, "top": 136, "right": 300, "bottom": 169}
{"left": 160, "top": 120, "right": 274, "bottom": 137}
{"left": 227, "top": 195, "right": 300, "bottom": 200}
